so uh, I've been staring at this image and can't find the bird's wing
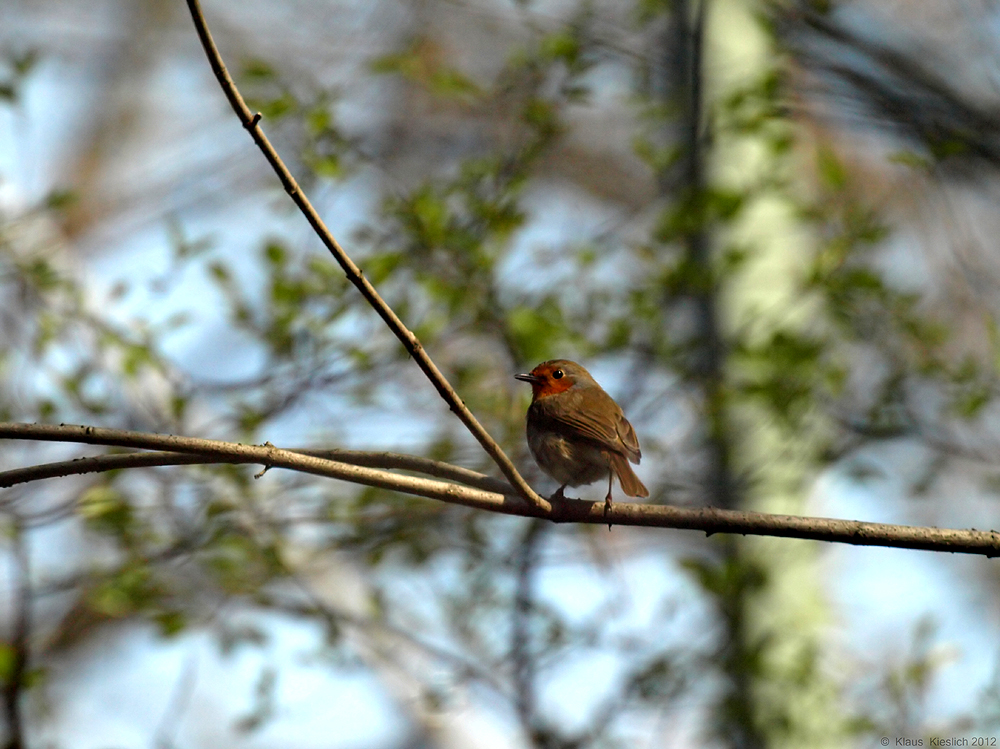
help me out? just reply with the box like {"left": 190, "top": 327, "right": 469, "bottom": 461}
{"left": 615, "top": 414, "right": 642, "bottom": 464}
{"left": 531, "top": 388, "right": 640, "bottom": 462}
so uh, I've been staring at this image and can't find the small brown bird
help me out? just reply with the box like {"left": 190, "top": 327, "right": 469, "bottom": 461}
{"left": 515, "top": 359, "right": 648, "bottom": 513}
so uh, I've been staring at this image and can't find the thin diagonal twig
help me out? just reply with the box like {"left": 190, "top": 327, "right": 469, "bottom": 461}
{"left": 182, "top": 0, "right": 546, "bottom": 511}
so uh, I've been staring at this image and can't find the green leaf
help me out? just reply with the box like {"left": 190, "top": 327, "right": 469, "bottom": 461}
{"left": 816, "top": 145, "right": 847, "bottom": 190}
{"left": 208, "top": 262, "right": 231, "bottom": 284}
{"left": 122, "top": 344, "right": 152, "bottom": 378}
{"left": 408, "top": 188, "right": 450, "bottom": 247}
{"left": 37, "top": 399, "right": 56, "bottom": 421}
{"left": 365, "top": 252, "right": 404, "bottom": 285}
{"left": 371, "top": 40, "right": 480, "bottom": 100}
{"left": 45, "top": 188, "right": 77, "bottom": 210}
{"left": 250, "top": 92, "right": 296, "bottom": 121}
{"left": 308, "top": 153, "right": 343, "bottom": 179}
{"left": 24, "top": 259, "right": 61, "bottom": 291}
{"left": 306, "top": 106, "right": 330, "bottom": 135}
{"left": 79, "top": 485, "right": 134, "bottom": 536}
{"left": 507, "top": 302, "right": 566, "bottom": 363}
{"left": 242, "top": 58, "right": 275, "bottom": 80}
{"left": 264, "top": 242, "right": 286, "bottom": 266}
{"left": 522, "top": 98, "right": 562, "bottom": 137}
{"left": 155, "top": 610, "right": 187, "bottom": 638}
{"left": 540, "top": 30, "right": 581, "bottom": 65}
{"left": 0, "top": 644, "right": 16, "bottom": 684}
{"left": 88, "top": 564, "right": 160, "bottom": 618}
{"left": 12, "top": 49, "right": 39, "bottom": 76}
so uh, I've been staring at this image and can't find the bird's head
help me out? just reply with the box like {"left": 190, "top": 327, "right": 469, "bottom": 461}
{"left": 514, "top": 359, "right": 594, "bottom": 400}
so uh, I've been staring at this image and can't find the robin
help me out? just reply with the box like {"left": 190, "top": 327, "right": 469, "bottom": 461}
{"left": 515, "top": 359, "right": 649, "bottom": 514}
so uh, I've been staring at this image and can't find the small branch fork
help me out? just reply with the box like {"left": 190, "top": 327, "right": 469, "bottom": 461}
{"left": 182, "top": 0, "right": 546, "bottom": 512}
{"left": 2, "top": 423, "right": 1000, "bottom": 557}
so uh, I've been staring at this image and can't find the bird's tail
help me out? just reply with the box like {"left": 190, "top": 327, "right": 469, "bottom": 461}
{"left": 609, "top": 453, "right": 649, "bottom": 498}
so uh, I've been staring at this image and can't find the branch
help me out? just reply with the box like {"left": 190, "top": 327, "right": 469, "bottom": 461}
{"left": 783, "top": 8, "right": 1000, "bottom": 168}
{"left": 182, "top": 0, "right": 546, "bottom": 511}
{"left": 294, "top": 448, "right": 512, "bottom": 494}
{"left": 0, "top": 446, "right": 511, "bottom": 498}
{"left": 2, "top": 423, "right": 1000, "bottom": 556}
{"left": 0, "top": 422, "right": 528, "bottom": 515}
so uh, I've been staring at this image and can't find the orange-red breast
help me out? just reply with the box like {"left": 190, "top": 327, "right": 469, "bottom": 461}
{"left": 515, "top": 359, "right": 649, "bottom": 511}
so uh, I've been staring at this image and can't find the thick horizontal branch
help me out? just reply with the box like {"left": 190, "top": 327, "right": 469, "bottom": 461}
{"left": 0, "top": 446, "right": 511, "bottom": 497}
{"left": 0, "top": 422, "right": 526, "bottom": 514}
{"left": 2, "top": 422, "right": 1000, "bottom": 556}
{"left": 547, "top": 501, "right": 1000, "bottom": 556}
{"left": 182, "top": 0, "right": 545, "bottom": 510}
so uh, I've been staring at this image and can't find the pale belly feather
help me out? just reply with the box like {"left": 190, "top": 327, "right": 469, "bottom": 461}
{"left": 527, "top": 430, "right": 609, "bottom": 487}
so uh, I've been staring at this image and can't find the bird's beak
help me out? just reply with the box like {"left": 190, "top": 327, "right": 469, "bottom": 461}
{"left": 514, "top": 372, "right": 540, "bottom": 383}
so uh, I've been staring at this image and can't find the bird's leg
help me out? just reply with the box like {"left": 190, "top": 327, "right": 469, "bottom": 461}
{"left": 604, "top": 474, "right": 614, "bottom": 530}
{"left": 551, "top": 485, "right": 567, "bottom": 501}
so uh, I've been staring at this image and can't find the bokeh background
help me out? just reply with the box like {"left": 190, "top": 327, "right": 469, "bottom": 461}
{"left": 2, "top": 0, "right": 1000, "bottom": 747}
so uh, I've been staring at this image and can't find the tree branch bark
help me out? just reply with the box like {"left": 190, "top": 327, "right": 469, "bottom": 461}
{"left": 2, "top": 422, "right": 999, "bottom": 556}
{"left": 0, "top": 446, "right": 511, "bottom": 498}
{"left": 0, "top": 422, "right": 526, "bottom": 514}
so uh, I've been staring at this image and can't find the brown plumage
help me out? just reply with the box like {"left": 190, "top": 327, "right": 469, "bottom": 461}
{"left": 515, "top": 359, "right": 648, "bottom": 513}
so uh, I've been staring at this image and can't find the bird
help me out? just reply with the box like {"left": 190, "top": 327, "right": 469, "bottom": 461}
{"left": 515, "top": 359, "right": 648, "bottom": 515}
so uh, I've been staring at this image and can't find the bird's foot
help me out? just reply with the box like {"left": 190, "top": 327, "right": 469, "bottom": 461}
{"left": 604, "top": 494, "right": 613, "bottom": 531}
{"left": 550, "top": 486, "right": 567, "bottom": 501}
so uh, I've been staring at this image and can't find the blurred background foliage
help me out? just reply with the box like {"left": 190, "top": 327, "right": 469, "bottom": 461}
{"left": 2, "top": 0, "right": 1000, "bottom": 747}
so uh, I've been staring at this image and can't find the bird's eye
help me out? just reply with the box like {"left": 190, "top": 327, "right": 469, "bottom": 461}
{"left": 553, "top": 369, "right": 564, "bottom": 379}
